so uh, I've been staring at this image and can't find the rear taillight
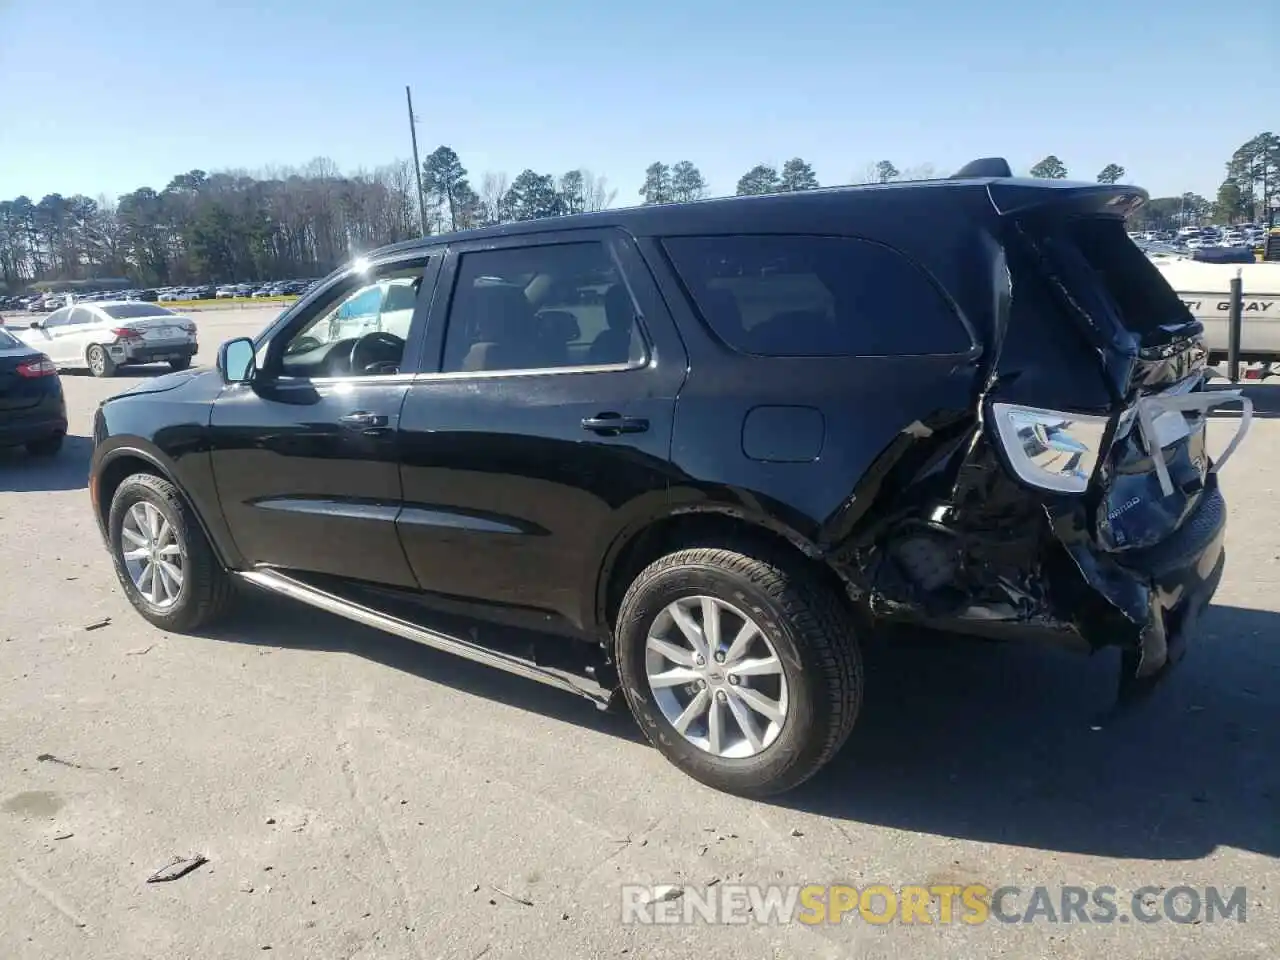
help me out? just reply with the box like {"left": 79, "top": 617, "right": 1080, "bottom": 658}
{"left": 990, "top": 403, "right": 1111, "bottom": 495}
{"left": 16, "top": 356, "right": 58, "bottom": 378}
{"left": 111, "top": 327, "right": 142, "bottom": 340}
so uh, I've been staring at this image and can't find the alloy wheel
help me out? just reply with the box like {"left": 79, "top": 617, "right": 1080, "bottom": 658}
{"left": 644, "top": 595, "right": 789, "bottom": 759}
{"left": 120, "top": 500, "right": 185, "bottom": 608}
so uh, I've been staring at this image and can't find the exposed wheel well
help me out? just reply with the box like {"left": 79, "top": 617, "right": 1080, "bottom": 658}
{"left": 94, "top": 455, "right": 163, "bottom": 529}
{"left": 600, "top": 512, "right": 857, "bottom": 636}
{"left": 94, "top": 453, "right": 231, "bottom": 570}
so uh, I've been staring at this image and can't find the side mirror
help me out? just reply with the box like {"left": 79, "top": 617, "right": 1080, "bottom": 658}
{"left": 29, "top": 319, "right": 42, "bottom": 329}
{"left": 217, "top": 337, "right": 256, "bottom": 384}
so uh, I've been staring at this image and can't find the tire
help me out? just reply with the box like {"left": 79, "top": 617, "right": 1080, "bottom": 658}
{"left": 169, "top": 356, "right": 192, "bottom": 371}
{"left": 25, "top": 433, "right": 64, "bottom": 457}
{"left": 107, "top": 472, "right": 234, "bottom": 632}
{"left": 615, "top": 545, "right": 863, "bottom": 797}
{"left": 86, "top": 343, "right": 117, "bottom": 378}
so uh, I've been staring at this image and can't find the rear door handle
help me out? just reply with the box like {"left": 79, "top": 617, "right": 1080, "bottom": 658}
{"left": 581, "top": 412, "right": 649, "bottom": 436}
{"left": 339, "top": 411, "right": 390, "bottom": 434}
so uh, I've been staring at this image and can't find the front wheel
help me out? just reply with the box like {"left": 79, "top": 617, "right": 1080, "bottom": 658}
{"left": 107, "top": 472, "right": 234, "bottom": 631}
{"left": 615, "top": 545, "right": 863, "bottom": 797}
{"left": 86, "top": 344, "right": 117, "bottom": 377}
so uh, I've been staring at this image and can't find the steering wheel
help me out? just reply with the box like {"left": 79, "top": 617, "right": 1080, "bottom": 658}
{"left": 348, "top": 331, "right": 405, "bottom": 374}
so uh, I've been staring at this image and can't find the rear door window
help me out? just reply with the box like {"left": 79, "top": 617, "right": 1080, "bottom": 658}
{"left": 662, "top": 235, "right": 973, "bottom": 357}
{"left": 440, "top": 241, "right": 644, "bottom": 373}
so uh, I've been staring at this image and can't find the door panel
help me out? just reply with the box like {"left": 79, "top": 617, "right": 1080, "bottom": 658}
{"left": 62, "top": 308, "right": 97, "bottom": 365}
{"left": 207, "top": 253, "right": 440, "bottom": 587}
{"left": 209, "top": 377, "right": 417, "bottom": 586}
{"left": 31, "top": 308, "right": 71, "bottom": 362}
{"left": 397, "top": 229, "right": 687, "bottom": 634}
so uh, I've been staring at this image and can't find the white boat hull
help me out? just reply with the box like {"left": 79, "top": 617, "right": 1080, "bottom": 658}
{"left": 1151, "top": 258, "right": 1280, "bottom": 358}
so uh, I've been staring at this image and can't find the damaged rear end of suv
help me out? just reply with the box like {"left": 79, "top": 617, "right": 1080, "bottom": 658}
{"left": 856, "top": 159, "right": 1252, "bottom": 704}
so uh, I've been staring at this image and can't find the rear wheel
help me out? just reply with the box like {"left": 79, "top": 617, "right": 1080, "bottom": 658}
{"left": 169, "top": 356, "right": 192, "bottom": 371}
{"left": 86, "top": 344, "right": 116, "bottom": 378}
{"left": 25, "top": 433, "right": 64, "bottom": 457}
{"left": 107, "top": 472, "right": 234, "bottom": 631}
{"left": 615, "top": 545, "right": 862, "bottom": 797}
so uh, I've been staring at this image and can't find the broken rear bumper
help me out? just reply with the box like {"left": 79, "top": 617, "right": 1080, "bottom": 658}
{"left": 1067, "top": 478, "right": 1227, "bottom": 700}
{"left": 876, "top": 474, "right": 1228, "bottom": 700}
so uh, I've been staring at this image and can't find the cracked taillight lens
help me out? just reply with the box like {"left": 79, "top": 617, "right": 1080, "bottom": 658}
{"left": 990, "top": 402, "right": 1111, "bottom": 495}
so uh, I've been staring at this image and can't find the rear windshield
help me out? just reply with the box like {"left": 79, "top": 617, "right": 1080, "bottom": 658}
{"left": 0, "top": 328, "right": 20, "bottom": 348}
{"left": 101, "top": 303, "right": 176, "bottom": 320}
{"left": 663, "top": 235, "right": 973, "bottom": 357}
{"left": 1017, "top": 217, "right": 1193, "bottom": 340}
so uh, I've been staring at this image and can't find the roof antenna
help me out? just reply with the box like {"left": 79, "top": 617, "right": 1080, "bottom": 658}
{"left": 951, "top": 158, "right": 1013, "bottom": 179}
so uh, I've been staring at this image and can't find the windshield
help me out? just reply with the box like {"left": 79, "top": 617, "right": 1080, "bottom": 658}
{"left": 101, "top": 303, "right": 176, "bottom": 320}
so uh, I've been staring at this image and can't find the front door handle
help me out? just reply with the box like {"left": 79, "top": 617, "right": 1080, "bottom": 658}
{"left": 339, "top": 411, "right": 390, "bottom": 431}
{"left": 581, "top": 412, "right": 649, "bottom": 436}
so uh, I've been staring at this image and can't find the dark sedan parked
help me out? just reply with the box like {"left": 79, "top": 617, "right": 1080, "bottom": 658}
{"left": 0, "top": 327, "right": 66, "bottom": 456}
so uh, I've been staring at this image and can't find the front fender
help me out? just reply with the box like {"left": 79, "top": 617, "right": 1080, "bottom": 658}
{"left": 90, "top": 390, "right": 242, "bottom": 570}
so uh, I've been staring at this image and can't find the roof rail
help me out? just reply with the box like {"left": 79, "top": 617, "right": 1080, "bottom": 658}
{"left": 951, "top": 157, "right": 1013, "bottom": 179}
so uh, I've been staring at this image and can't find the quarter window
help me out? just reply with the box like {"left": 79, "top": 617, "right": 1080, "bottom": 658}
{"left": 663, "top": 235, "right": 973, "bottom": 357}
{"left": 440, "top": 241, "right": 644, "bottom": 373}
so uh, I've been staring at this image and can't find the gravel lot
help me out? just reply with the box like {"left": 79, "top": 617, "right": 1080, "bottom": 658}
{"left": 1, "top": 306, "right": 1277, "bottom": 959}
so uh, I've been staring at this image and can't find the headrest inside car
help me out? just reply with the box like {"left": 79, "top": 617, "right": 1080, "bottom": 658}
{"left": 537, "top": 310, "right": 581, "bottom": 343}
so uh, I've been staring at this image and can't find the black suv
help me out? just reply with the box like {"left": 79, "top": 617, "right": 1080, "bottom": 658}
{"left": 88, "top": 159, "right": 1251, "bottom": 796}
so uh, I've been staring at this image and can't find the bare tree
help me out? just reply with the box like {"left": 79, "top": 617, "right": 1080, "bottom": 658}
{"left": 581, "top": 170, "right": 617, "bottom": 211}
{"left": 479, "top": 171, "right": 511, "bottom": 224}
{"left": 853, "top": 163, "right": 881, "bottom": 184}
{"left": 900, "top": 163, "right": 938, "bottom": 181}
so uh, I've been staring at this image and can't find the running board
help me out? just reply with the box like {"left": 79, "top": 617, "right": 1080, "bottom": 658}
{"left": 236, "top": 569, "right": 615, "bottom": 709}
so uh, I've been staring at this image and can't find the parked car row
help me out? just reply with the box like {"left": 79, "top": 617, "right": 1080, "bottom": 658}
{"left": 216, "top": 279, "right": 320, "bottom": 299}
{"left": 1130, "top": 223, "right": 1272, "bottom": 253}
{"left": 0, "top": 277, "right": 324, "bottom": 314}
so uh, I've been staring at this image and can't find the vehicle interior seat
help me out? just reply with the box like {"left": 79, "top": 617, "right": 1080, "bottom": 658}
{"left": 587, "top": 284, "right": 637, "bottom": 364}
{"left": 459, "top": 285, "right": 543, "bottom": 372}
{"left": 533, "top": 310, "right": 579, "bottom": 367}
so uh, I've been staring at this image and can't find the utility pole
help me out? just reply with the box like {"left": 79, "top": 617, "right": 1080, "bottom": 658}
{"left": 405, "top": 85, "right": 427, "bottom": 235}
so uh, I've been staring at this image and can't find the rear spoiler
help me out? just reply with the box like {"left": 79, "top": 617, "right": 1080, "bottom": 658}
{"left": 952, "top": 156, "right": 1152, "bottom": 218}
{"left": 949, "top": 156, "right": 1147, "bottom": 219}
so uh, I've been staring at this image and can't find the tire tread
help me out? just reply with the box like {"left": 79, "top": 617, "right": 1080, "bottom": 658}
{"left": 618, "top": 542, "right": 862, "bottom": 796}
{"left": 108, "top": 472, "right": 233, "bottom": 631}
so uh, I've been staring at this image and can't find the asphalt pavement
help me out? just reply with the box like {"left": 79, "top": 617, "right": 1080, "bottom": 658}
{"left": 0, "top": 306, "right": 1277, "bottom": 959}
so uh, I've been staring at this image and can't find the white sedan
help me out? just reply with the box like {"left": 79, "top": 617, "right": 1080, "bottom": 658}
{"left": 12, "top": 301, "right": 198, "bottom": 378}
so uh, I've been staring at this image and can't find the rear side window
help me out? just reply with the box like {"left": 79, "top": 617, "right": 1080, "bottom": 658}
{"left": 663, "top": 235, "right": 972, "bottom": 357}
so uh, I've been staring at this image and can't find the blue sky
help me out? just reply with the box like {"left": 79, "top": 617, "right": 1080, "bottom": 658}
{"left": 0, "top": 0, "right": 1272, "bottom": 204}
